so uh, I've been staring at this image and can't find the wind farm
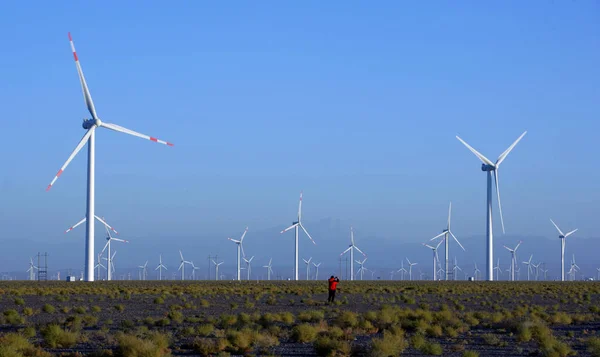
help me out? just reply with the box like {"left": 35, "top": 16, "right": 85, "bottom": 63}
{"left": 1, "top": 3, "right": 599, "bottom": 356}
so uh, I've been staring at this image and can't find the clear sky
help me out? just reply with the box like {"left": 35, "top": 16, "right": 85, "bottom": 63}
{"left": 0, "top": 2, "right": 598, "bottom": 273}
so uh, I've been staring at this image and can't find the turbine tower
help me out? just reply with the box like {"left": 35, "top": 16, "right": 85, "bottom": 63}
{"left": 155, "top": 255, "right": 167, "bottom": 281}
{"left": 356, "top": 258, "right": 368, "bottom": 280}
{"left": 302, "top": 257, "right": 312, "bottom": 281}
{"left": 422, "top": 240, "right": 443, "bottom": 281}
{"left": 522, "top": 254, "right": 533, "bottom": 281}
{"left": 228, "top": 227, "right": 248, "bottom": 281}
{"left": 138, "top": 261, "right": 148, "bottom": 281}
{"left": 178, "top": 250, "right": 191, "bottom": 281}
{"left": 406, "top": 258, "right": 417, "bottom": 281}
{"left": 493, "top": 259, "right": 502, "bottom": 281}
{"left": 456, "top": 131, "right": 527, "bottom": 281}
{"left": 280, "top": 192, "right": 316, "bottom": 280}
{"left": 430, "top": 202, "right": 465, "bottom": 280}
{"left": 212, "top": 260, "right": 224, "bottom": 281}
{"left": 503, "top": 240, "right": 522, "bottom": 281}
{"left": 313, "top": 262, "right": 321, "bottom": 280}
{"left": 26, "top": 258, "right": 38, "bottom": 281}
{"left": 46, "top": 33, "right": 173, "bottom": 281}
{"left": 243, "top": 256, "right": 254, "bottom": 280}
{"left": 550, "top": 219, "right": 578, "bottom": 282}
{"left": 340, "top": 226, "right": 366, "bottom": 281}
{"left": 262, "top": 258, "right": 274, "bottom": 281}
{"left": 94, "top": 253, "right": 106, "bottom": 280}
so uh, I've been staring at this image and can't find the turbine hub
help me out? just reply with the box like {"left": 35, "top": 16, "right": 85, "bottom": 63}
{"left": 82, "top": 118, "right": 101, "bottom": 129}
{"left": 481, "top": 164, "right": 495, "bottom": 172}
{"left": 559, "top": 235, "right": 565, "bottom": 239}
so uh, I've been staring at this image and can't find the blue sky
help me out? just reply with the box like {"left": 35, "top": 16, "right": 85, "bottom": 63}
{"left": 0, "top": 2, "right": 598, "bottom": 273}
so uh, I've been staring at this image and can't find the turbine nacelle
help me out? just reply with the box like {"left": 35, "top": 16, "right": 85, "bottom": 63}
{"left": 82, "top": 118, "right": 101, "bottom": 129}
{"left": 481, "top": 163, "right": 495, "bottom": 172}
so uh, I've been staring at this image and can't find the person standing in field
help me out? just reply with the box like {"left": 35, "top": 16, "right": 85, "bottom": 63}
{"left": 327, "top": 276, "right": 340, "bottom": 303}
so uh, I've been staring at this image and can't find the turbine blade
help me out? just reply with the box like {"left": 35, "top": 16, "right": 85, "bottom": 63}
{"left": 100, "top": 241, "right": 110, "bottom": 255}
{"left": 430, "top": 232, "right": 446, "bottom": 241}
{"left": 68, "top": 33, "right": 98, "bottom": 119}
{"left": 111, "top": 238, "right": 128, "bottom": 243}
{"left": 549, "top": 219, "right": 565, "bottom": 237}
{"left": 47, "top": 128, "right": 94, "bottom": 191}
{"left": 240, "top": 227, "right": 248, "bottom": 242}
{"left": 448, "top": 202, "right": 452, "bottom": 230}
{"left": 354, "top": 246, "right": 367, "bottom": 256}
{"left": 503, "top": 245, "right": 513, "bottom": 252}
{"left": 300, "top": 224, "right": 316, "bottom": 245}
{"left": 94, "top": 215, "right": 118, "bottom": 234}
{"left": 298, "top": 191, "right": 303, "bottom": 221}
{"left": 494, "top": 170, "right": 505, "bottom": 234}
{"left": 179, "top": 250, "right": 184, "bottom": 261}
{"left": 100, "top": 122, "right": 174, "bottom": 146}
{"left": 280, "top": 223, "right": 298, "bottom": 234}
{"left": 228, "top": 238, "right": 241, "bottom": 243}
{"left": 350, "top": 226, "right": 355, "bottom": 245}
{"left": 455, "top": 136, "right": 495, "bottom": 166}
{"left": 495, "top": 131, "right": 527, "bottom": 167}
{"left": 564, "top": 228, "right": 578, "bottom": 237}
{"left": 65, "top": 217, "right": 86, "bottom": 233}
{"left": 435, "top": 239, "right": 444, "bottom": 249}
{"left": 340, "top": 247, "right": 352, "bottom": 256}
{"left": 423, "top": 243, "right": 435, "bottom": 250}
{"left": 450, "top": 231, "right": 466, "bottom": 251}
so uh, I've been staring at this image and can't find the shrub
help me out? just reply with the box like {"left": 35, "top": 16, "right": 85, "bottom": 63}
{"left": 587, "top": 337, "right": 600, "bottom": 357}
{"left": 41, "top": 325, "right": 79, "bottom": 348}
{"left": 114, "top": 304, "right": 125, "bottom": 312}
{"left": 336, "top": 311, "right": 359, "bottom": 329}
{"left": 91, "top": 306, "right": 102, "bottom": 313}
{"left": 197, "top": 324, "right": 214, "bottom": 337}
{"left": 314, "top": 336, "right": 351, "bottom": 356}
{"left": 115, "top": 332, "right": 171, "bottom": 357}
{"left": 291, "top": 324, "right": 318, "bottom": 343}
{"left": 462, "top": 351, "right": 480, "bottom": 357}
{"left": 298, "top": 310, "right": 325, "bottom": 323}
{"left": 4, "top": 309, "right": 25, "bottom": 325}
{"left": 74, "top": 306, "right": 87, "bottom": 314}
{"left": 482, "top": 333, "right": 501, "bottom": 346}
{"left": 255, "top": 333, "right": 280, "bottom": 354}
{"left": 419, "top": 341, "right": 443, "bottom": 355}
{"left": 191, "top": 337, "right": 228, "bottom": 355}
{"left": 42, "top": 304, "right": 55, "bottom": 314}
{"left": 370, "top": 330, "right": 406, "bottom": 357}
{"left": 14, "top": 298, "right": 25, "bottom": 306}
{"left": 22, "top": 307, "right": 34, "bottom": 316}
{"left": 200, "top": 299, "right": 210, "bottom": 307}
{"left": 154, "top": 297, "right": 164, "bottom": 304}
{"left": 0, "top": 333, "right": 51, "bottom": 357}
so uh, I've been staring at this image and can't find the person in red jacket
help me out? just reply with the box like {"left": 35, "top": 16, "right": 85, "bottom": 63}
{"left": 327, "top": 276, "right": 340, "bottom": 303}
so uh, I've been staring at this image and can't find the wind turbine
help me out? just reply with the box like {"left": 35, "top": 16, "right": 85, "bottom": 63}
{"left": 340, "top": 226, "right": 367, "bottom": 281}
{"left": 178, "top": 250, "right": 191, "bottom": 281}
{"left": 397, "top": 261, "right": 407, "bottom": 281}
{"left": 138, "top": 261, "right": 148, "bottom": 281}
{"left": 356, "top": 258, "right": 368, "bottom": 280}
{"left": 456, "top": 131, "right": 527, "bottom": 281}
{"left": 243, "top": 256, "right": 254, "bottom": 280}
{"left": 597, "top": 268, "right": 600, "bottom": 281}
{"left": 430, "top": 202, "right": 465, "bottom": 281}
{"left": 406, "top": 258, "right": 417, "bottom": 281}
{"left": 389, "top": 271, "right": 395, "bottom": 280}
{"left": 570, "top": 255, "right": 580, "bottom": 281}
{"left": 46, "top": 33, "right": 173, "bottom": 281}
{"left": 522, "top": 255, "right": 533, "bottom": 281}
{"left": 102, "top": 251, "right": 117, "bottom": 277}
{"left": 312, "top": 262, "right": 321, "bottom": 280}
{"left": 262, "top": 258, "right": 274, "bottom": 281}
{"left": 212, "top": 260, "right": 224, "bottom": 281}
{"left": 532, "top": 262, "right": 541, "bottom": 281}
{"left": 280, "top": 192, "right": 316, "bottom": 280}
{"left": 99, "top": 222, "right": 128, "bottom": 281}
{"left": 473, "top": 262, "right": 481, "bottom": 281}
{"left": 503, "top": 240, "right": 522, "bottom": 281}
{"left": 94, "top": 253, "right": 106, "bottom": 280}
{"left": 422, "top": 239, "right": 443, "bottom": 281}
{"left": 493, "top": 259, "right": 502, "bottom": 281}
{"left": 26, "top": 258, "right": 38, "bottom": 281}
{"left": 550, "top": 219, "right": 578, "bottom": 282}
{"left": 227, "top": 227, "right": 248, "bottom": 281}
{"left": 155, "top": 255, "right": 167, "bottom": 281}
{"left": 302, "top": 257, "right": 312, "bottom": 281}
{"left": 453, "top": 258, "right": 462, "bottom": 281}
{"left": 190, "top": 262, "right": 200, "bottom": 280}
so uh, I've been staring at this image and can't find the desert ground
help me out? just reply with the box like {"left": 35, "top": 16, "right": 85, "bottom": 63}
{"left": 0, "top": 281, "right": 599, "bottom": 356}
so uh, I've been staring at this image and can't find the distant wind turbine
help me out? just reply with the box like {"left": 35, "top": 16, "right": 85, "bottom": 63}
{"left": 422, "top": 239, "right": 443, "bottom": 281}
{"left": 456, "top": 131, "right": 527, "bottom": 281}
{"left": 155, "top": 255, "right": 167, "bottom": 281}
{"left": 522, "top": 255, "right": 533, "bottom": 281}
{"left": 473, "top": 262, "right": 481, "bottom": 281}
{"left": 503, "top": 240, "right": 522, "bottom": 281}
{"left": 212, "top": 260, "right": 224, "bottom": 281}
{"left": 550, "top": 219, "right": 578, "bottom": 282}
{"left": 243, "top": 256, "right": 254, "bottom": 280}
{"left": 356, "top": 258, "right": 368, "bottom": 280}
{"left": 178, "top": 250, "right": 191, "bottom": 281}
{"left": 406, "top": 258, "right": 417, "bottom": 281}
{"left": 26, "top": 258, "right": 38, "bottom": 281}
{"left": 340, "top": 226, "right": 366, "bottom": 281}
{"left": 493, "top": 259, "right": 502, "bottom": 281}
{"left": 138, "top": 261, "right": 148, "bottom": 281}
{"left": 430, "top": 202, "right": 465, "bottom": 281}
{"left": 302, "top": 257, "right": 312, "bottom": 281}
{"left": 228, "top": 227, "right": 248, "bottom": 281}
{"left": 313, "top": 262, "right": 321, "bottom": 280}
{"left": 280, "top": 192, "right": 316, "bottom": 280}
{"left": 262, "top": 258, "right": 274, "bottom": 281}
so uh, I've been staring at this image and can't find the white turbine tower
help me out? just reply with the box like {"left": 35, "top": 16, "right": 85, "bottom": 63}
{"left": 99, "top": 222, "right": 128, "bottom": 281}
{"left": 313, "top": 262, "right": 321, "bottom": 280}
{"left": 340, "top": 226, "right": 366, "bottom": 281}
{"left": 178, "top": 251, "right": 191, "bottom": 281}
{"left": 473, "top": 262, "right": 481, "bottom": 281}
{"left": 26, "top": 258, "right": 38, "bottom": 281}
{"left": 406, "top": 258, "right": 417, "bottom": 281}
{"left": 228, "top": 227, "right": 248, "bottom": 281}
{"left": 523, "top": 255, "right": 533, "bottom": 281}
{"left": 46, "top": 33, "right": 173, "bottom": 282}
{"left": 263, "top": 258, "right": 274, "bottom": 281}
{"left": 550, "top": 219, "right": 578, "bottom": 282}
{"left": 212, "top": 260, "right": 224, "bottom": 281}
{"left": 597, "top": 268, "right": 600, "bottom": 281}
{"left": 503, "top": 240, "right": 522, "bottom": 281}
{"left": 243, "top": 256, "right": 254, "bottom": 280}
{"left": 356, "top": 258, "right": 368, "bottom": 280}
{"left": 493, "top": 259, "right": 502, "bottom": 281}
{"left": 532, "top": 262, "right": 540, "bottom": 281}
{"left": 430, "top": 202, "right": 465, "bottom": 281}
{"left": 397, "top": 261, "right": 407, "bottom": 281}
{"left": 280, "top": 192, "right": 316, "bottom": 281}
{"left": 570, "top": 255, "right": 580, "bottom": 281}
{"left": 94, "top": 253, "right": 106, "bottom": 280}
{"left": 456, "top": 131, "right": 527, "bottom": 281}
{"left": 453, "top": 258, "right": 462, "bottom": 281}
{"left": 302, "top": 257, "right": 312, "bottom": 281}
{"left": 138, "top": 261, "right": 148, "bottom": 281}
{"left": 190, "top": 262, "right": 200, "bottom": 280}
{"left": 422, "top": 240, "right": 443, "bottom": 281}
{"left": 155, "top": 255, "right": 167, "bottom": 281}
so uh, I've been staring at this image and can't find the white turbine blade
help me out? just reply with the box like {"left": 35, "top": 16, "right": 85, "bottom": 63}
{"left": 100, "top": 240, "right": 110, "bottom": 255}
{"left": 249, "top": 256, "right": 254, "bottom": 262}
{"left": 514, "top": 240, "right": 523, "bottom": 251}
{"left": 447, "top": 202, "right": 452, "bottom": 230}
{"left": 300, "top": 224, "right": 316, "bottom": 245}
{"left": 240, "top": 244, "right": 246, "bottom": 258}
{"left": 303, "top": 259, "right": 308, "bottom": 264}
{"left": 494, "top": 170, "right": 506, "bottom": 234}
{"left": 455, "top": 136, "right": 495, "bottom": 166}
{"left": 65, "top": 217, "right": 86, "bottom": 233}
{"left": 211, "top": 259, "right": 217, "bottom": 265}
{"left": 503, "top": 245, "right": 514, "bottom": 252}
{"left": 100, "top": 122, "right": 173, "bottom": 146}
{"left": 228, "top": 238, "right": 241, "bottom": 244}
{"left": 240, "top": 227, "right": 248, "bottom": 242}
{"left": 564, "top": 228, "right": 578, "bottom": 237}
{"left": 435, "top": 239, "right": 444, "bottom": 249}
{"left": 406, "top": 258, "right": 411, "bottom": 265}
{"left": 549, "top": 219, "right": 565, "bottom": 237}
{"left": 163, "top": 265, "right": 168, "bottom": 270}
{"left": 179, "top": 250, "right": 184, "bottom": 261}
{"left": 430, "top": 232, "right": 446, "bottom": 241}
{"left": 47, "top": 128, "right": 94, "bottom": 191}
{"left": 423, "top": 243, "right": 435, "bottom": 250}
{"left": 280, "top": 223, "right": 298, "bottom": 234}
{"left": 340, "top": 247, "right": 352, "bottom": 256}
{"left": 298, "top": 191, "right": 303, "bottom": 221}
{"left": 94, "top": 215, "right": 118, "bottom": 234}
{"left": 350, "top": 226, "right": 355, "bottom": 245}
{"left": 68, "top": 33, "right": 98, "bottom": 119}
{"left": 112, "top": 238, "right": 129, "bottom": 243}
{"left": 495, "top": 131, "right": 527, "bottom": 167}
{"left": 354, "top": 246, "right": 367, "bottom": 256}
{"left": 178, "top": 262, "right": 184, "bottom": 271}
{"left": 450, "top": 231, "right": 466, "bottom": 251}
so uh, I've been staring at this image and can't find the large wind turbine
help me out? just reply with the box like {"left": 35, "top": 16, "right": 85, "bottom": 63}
{"left": 302, "top": 257, "right": 312, "bottom": 281}
{"left": 550, "top": 219, "right": 578, "bottom": 282}
{"left": 340, "top": 226, "right": 366, "bottom": 281}
{"left": 46, "top": 33, "right": 173, "bottom": 282}
{"left": 430, "top": 202, "right": 465, "bottom": 281}
{"left": 503, "top": 240, "right": 522, "bottom": 281}
{"left": 422, "top": 240, "right": 443, "bottom": 281}
{"left": 263, "top": 258, "right": 274, "bottom": 281}
{"left": 456, "top": 131, "right": 527, "bottom": 281}
{"left": 281, "top": 192, "right": 316, "bottom": 280}
{"left": 155, "top": 255, "right": 167, "bottom": 281}
{"left": 228, "top": 227, "right": 248, "bottom": 281}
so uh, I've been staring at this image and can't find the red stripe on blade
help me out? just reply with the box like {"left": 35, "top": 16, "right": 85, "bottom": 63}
{"left": 56, "top": 169, "right": 63, "bottom": 177}
{"left": 68, "top": 32, "right": 73, "bottom": 41}
{"left": 150, "top": 137, "right": 158, "bottom": 142}
{"left": 167, "top": 142, "right": 174, "bottom": 146}
{"left": 46, "top": 185, "right": 52, "bottom": 191}
{"left": 73, "top": 52, "right": 78, "bottom": 61}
